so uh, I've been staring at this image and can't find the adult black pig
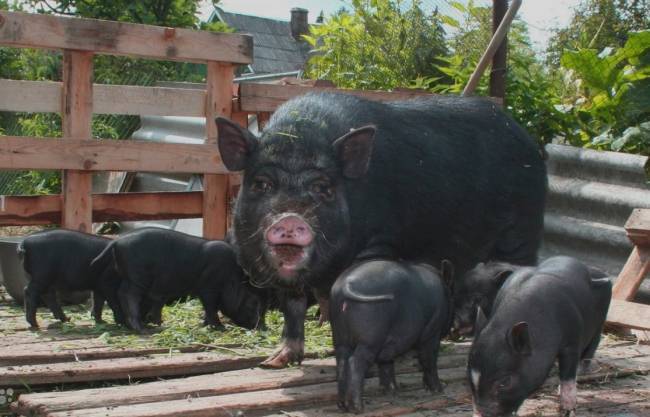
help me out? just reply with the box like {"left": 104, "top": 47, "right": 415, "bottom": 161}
{"left": 330, "top": 260, "right": 454, "bottom": 413}
{"left": 216, "top": 92, "right": 547, "bottom": 367}
{"left": 467, "top": 256, "right": 612, "bottom": 417}
{"left": 18, "top": 229, "right": 124, "bottom": 328}
{"left": 91, "top": 228, "right": 267, "bottom": 332}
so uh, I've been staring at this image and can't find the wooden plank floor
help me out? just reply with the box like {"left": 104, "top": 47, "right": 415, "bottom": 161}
{"left": 8, "top": 341, "right": 649, "bottom": 417}
{"left": 3, "top": 285, "right": 650, "bottom": 417}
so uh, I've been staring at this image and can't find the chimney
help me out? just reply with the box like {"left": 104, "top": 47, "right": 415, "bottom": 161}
{"left": 290, "top": 7, "right": 309, "bottom": 41}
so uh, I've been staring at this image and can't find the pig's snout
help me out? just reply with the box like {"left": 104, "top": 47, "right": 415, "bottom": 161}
{"left": 266, "top": 214, "right": 314, "bottom": 247}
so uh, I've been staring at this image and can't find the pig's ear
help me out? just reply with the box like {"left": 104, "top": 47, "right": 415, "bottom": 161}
{"left": 441, "top": 259, "right": 455, "bottom": 288}
{"left": 507, "top": 321, "right": 532, "bottom": 356}
{"left": 332, "top": 125, "right": 376, "bottom": 179}
{"left": 216, "top": 117, "right": 258, "bottom": 171}
{"left": 474, "top": 306, "right": 488, "bottom": 334}
{"left": 494, "top": 269, "right": 513, "bottom": 287}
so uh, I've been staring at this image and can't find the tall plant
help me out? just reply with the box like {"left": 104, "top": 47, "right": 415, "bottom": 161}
{"left": 303, "top": 0, "right": 449, "bottom": 90}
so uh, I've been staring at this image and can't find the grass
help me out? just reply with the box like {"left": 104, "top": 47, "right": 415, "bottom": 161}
{"left": 45, "top": 297, "right": 334, "bottom": 356}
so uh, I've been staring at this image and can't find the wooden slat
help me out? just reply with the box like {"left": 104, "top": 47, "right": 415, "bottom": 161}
{"left": 12, "top": 342, "right": 649, "bottom": 417}
{"left": 239, "top": 83, "right": 438, "bottom": 113}
{"left": 0, "top": 79, "right": 208, "bottom": 116}
{"left": 0, "top": 192, "right": 203, "bottom": 225}
{"left": 607, "top": 298, "right": 650, "bottom": 331}
{"left": 23, "top": 360, "right": 647, "bottom": 417}
{"left": 92, "top": 191, "right": 202, "bottom": 222}
{"left": 203, "top": 61, "right": 233, "bottom": 239}
{"left": 0, "top": 137, "right": 226, "bottom": 173}
{"left": 0, "top": 194, "right": 61, "bottom": 225}
{"left": 612, "top": 245, "right": 650, "bottom": 300}
{"left": 0, "top": 11, "right": 253, "bottom": 64}
{"left": 0, "top": 343, "right": 203, "bottom": 366}
{"left": 61, "top": 50, "right": 94, "bottom": 232}
{"left": 625, "top": 208, "right": 650, "bottom": 246}
{"left": 0, "top": 79, "right": 61, "bottom": 113}
{"left": 11, "top": 345, "right": 469, "bottom": 414}
{"left": 257, "top": 111, "right": 270, "bottom": 130}
{"left": 0, "top": 352, "right": 266, "bottom": 386}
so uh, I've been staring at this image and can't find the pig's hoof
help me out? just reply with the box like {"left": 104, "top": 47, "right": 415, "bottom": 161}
{"left": 260, "top": 343, "right": 304, "bottom": 369}
{"left": 94, "top": 318, "right": 105, "bottom": 325}
{"left": 207, "top": 323, "right": 225, "bottom": 331}
{"left": 380, "top": 384, "right": 397, "bottom": 396}
{"left": 337, "top": 400, "right": 348, "bottom": 412}
{"left": 348, "top": 398, "right": 364, "bottom": 414}
{"left": 561, "top": 409, "right": 576, "bottom": 417}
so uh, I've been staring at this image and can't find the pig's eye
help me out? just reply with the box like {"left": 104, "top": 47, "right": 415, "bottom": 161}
{"left": 310, "top": 180, "right": 335, "bottom": 200}
{"left": 251, "top": 177, "right": 273, "bottom": 193}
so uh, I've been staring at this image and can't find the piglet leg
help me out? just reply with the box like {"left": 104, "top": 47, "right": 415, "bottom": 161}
{"left": 42, "top": 291, "right": 69, "bottom": 323}
{"left": 559, "top": 379, "right": 577, "bottom": 417}
{"left": 558, "top": 348, "right": 580, "bottom": 417}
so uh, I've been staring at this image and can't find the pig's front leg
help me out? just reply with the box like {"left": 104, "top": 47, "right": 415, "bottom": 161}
{"left": 260, "top": 291, "right": 307, "bottom": 368}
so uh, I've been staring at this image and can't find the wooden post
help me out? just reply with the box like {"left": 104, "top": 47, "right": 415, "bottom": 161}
{"left": 489, "top": 0, "right": 508, "bottom": 102}
{"left": 257, "top": 112, "right": 270, "bottom": 131}
{"left": 203, "top": 61, "right": 234, "bottom": 239}
{"left": 61, "top": 50, "right": 94, "bottom": 232}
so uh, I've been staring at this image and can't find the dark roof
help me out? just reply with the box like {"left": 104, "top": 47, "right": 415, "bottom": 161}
{"left": 212, "top": 8, "right": 310, "bottom": 76}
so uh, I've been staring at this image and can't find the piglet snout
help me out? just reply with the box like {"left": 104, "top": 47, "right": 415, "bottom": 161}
{"left": 265, "top": 214, "right": 314, "bottom": 247}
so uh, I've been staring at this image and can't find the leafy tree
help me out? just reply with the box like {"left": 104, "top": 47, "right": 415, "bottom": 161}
{"left": 546, "top": 0, "right": 649, "bottom": 66}
{"left": 303, "top": 0, "right": 449, "bottom": 90}
{"left": 559, "top": 30, "right": 650, "bottom": 154}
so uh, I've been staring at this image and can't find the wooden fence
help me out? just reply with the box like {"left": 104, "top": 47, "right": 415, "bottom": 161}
{"left": 0, "top": 11, "right": 441, "bottom": 237}
{"left": 0, "top": 10, "right": 250, "bottom": 238}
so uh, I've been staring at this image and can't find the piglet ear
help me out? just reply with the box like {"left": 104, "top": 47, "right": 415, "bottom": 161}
{"left": 216, "top": 117, "right": 258, "bottom": 172}
{"left": 475, "top": 306, "right": 488, "bottom": 334}
{"left": 332, "top": 125, "right": 376, "bottom": 179}
{"left": 494, "top": 269, "right": 514, "bottom": 287}
{"left": 507, "top": 321, "right": 532, "bottom": 356}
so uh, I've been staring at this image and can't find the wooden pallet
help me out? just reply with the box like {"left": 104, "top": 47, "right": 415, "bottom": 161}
{"left": 607, "top": 209, "right": 650, "bottom": 341}
{"left": 10, "top": 341, "right": 650, "bottom": 417}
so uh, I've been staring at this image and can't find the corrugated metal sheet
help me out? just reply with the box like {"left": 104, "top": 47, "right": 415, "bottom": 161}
{"left": 120, "top": 119, "right": 650, "bottom": 295}
{"left": 540, "top": 144, "right": 650, "bottom": 299}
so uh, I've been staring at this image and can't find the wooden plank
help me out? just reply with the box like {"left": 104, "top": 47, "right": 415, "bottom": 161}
{"left": 0, "top": 79, "right": 208, "bottom": 116}
{"left": 612, "top": 246, "right": 650, "bottom": 300}
{"left": 61, "top": 50, "right": 94, "bottom": 232}
{"left": 0, "top": 343, "right": 205, "bottom": 366}
{"left": 0, "top": 194, "right": 62, "bottom": 225}
{"left": 0, "top": 11, "right": 253, "bottom": 64}
{"left": 203, "top": 61, "right": 233, "bottom": 239}
{"left": 607, "top": 298, "right": 650, "bottom": 331}
{"left": 625, "top": 208, "right": 650, "bottom": 246}
{"left": 0, "top": 192, "right": 203, "bottom": 226}
{"left": 25, "top": 362, "right": 648, "bottom": 417}
{"left": 239, "top": 83, "right": 439, "bottom": 113}
{"left": 12, "top": 347, "right": 469, "bottom": 414}
{"left": 0, "top": 137, "right": 226, "bottom": 174}
{"left": 92, "top": 191, "right": 202, "bottom": 222}
{"left": 34, "top": 369, "right": 462, "bottom": 417}
{"left": 257, "top": 111, "right": 270, "bottom": 130}
{"left": 0, "top": 352, "right": 267, "bottom": 386}
{"left": 0, "top": 79, "right": 61, "bottom": 113}
{"left": 12, "top": 342, "right": 649, "bottom": 417}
